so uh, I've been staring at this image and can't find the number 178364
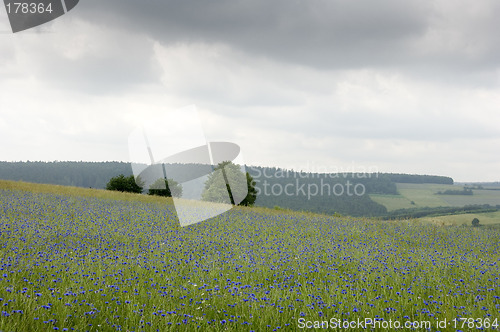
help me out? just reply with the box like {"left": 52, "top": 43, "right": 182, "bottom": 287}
{"left": 6, "top": 2, "right": 54, "bottom": 14}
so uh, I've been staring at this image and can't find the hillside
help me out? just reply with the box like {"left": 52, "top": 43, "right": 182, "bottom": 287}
{"left": 0, "top": 161, "right": 461, "bottom": 218}
{"left": 0, "top": 179, "right": 499, "bottom": 331}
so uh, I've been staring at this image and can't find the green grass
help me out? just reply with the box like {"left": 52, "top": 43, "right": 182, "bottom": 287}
{"left": 0, "top": 179, "right": 172, "bottom": 204}
{"left": 396, "top": 183, "right": 455, "bottom": 208}
{"left": 420, "top": 210, "right": 500, "bottom": 227}
{"left": 371, "top": 183, "right": 500, "bottom": 212}
{"left": 439, "top": 189, "right": 500, "bottom": 206}
{"left": 0, "top": 180, "right": 499, "bottom": 331}
{"left": 369, "top": 194, "right": 416, "bottom": 211}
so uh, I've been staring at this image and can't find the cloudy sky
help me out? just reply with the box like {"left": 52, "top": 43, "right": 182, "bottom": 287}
{"left": 1, "top": 0, "right": 499, "bottom": 181}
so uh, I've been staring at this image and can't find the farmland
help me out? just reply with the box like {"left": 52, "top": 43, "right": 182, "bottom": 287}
{"left": 420, "top": 210, "right": 500, "bottom": 228}
{"left": 0, "top": 180, "right": 499, "bottom": 331}
{"left": 370, "top": 183, "right": 500, "bottom": 211}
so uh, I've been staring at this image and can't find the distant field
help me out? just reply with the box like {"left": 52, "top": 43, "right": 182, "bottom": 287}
{"left": 368, "top": 193, "right": 416, "bottom": 211}
{"left": 420, "top": 210, "right": 500, "bottom": 228}
{"left": 440, "top": 189, "right": 500, "bottom": 206}
{"left": 370, "top": 183, "right": 500, "bottom": 211}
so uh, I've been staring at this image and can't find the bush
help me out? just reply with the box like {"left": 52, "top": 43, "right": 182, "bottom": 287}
{"left": 106, "top": 174, "right": 143, "bottom": 193}
{"left": 148, "top": 178, "right": 183, "bottom": 197}
{"left": 240, "top": 172, "right": 257, "bottom": 206}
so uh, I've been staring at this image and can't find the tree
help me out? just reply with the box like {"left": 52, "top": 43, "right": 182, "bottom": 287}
{"left": 202, "top": 161, "right": 257, "bottom": 206}
{"left": 148, "top": 178, "right": 183, "bottom": 197}
{"left": 472, "top": 218, "right": 480, "bottom": 227}
{"left": 239, "top": 172, "right": 257, "bottom": 206}
{"left": 106, "top": 174, "right": 143, "bottom": 193}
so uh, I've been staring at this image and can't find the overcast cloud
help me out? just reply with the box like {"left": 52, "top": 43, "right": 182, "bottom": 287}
{"left": 1, "top": 0, "right": 499, "bottom": 181}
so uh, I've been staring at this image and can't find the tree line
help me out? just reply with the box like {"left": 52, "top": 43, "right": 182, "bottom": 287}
{"left": 385, "top": 173, "right": 453, "bottom": 184}
{"left": 105, "top": 161, "right": 257, "bottom": 206}
{"left": 0, "top": 161, "right": 458, "bottom": 217}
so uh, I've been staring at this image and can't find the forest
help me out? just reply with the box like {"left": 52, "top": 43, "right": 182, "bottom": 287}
{"left": 0, "top": 161, "right": 456, "bottom": 217}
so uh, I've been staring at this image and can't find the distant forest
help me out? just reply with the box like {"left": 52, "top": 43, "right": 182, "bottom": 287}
{"left": 246, "top": 167, "right": 394, "bottom": 216}
{"left": 385, "top": 173, "right": 453, "bottom": 184}
{"left": 0, "top": 161, "right": 455, "bottom": 217}
{"left": 0, "top": 161, "right": 134, "bottom": 188}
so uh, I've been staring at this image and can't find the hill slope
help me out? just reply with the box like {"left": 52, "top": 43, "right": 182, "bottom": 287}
{"left": 0, "top": 180, "right": 499, "bottom": 331}
{"left": 0, "top": 161, "right": 455, "bottom": 217}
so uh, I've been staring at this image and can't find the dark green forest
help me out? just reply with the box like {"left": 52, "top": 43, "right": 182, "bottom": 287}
{"left": 436, "top": 188, "right": 473, "bottom": 195}
{"left": 0, "top": 161, "right": 134, "bottom": 188}
{"left": 246, "top": 167, "right": 394, "bottom": 216}
{"left": 386, "top": 173, "right": 454, "bottom": 184}
{"left": 0, "top": 161, "right": 456, "bottom": 217}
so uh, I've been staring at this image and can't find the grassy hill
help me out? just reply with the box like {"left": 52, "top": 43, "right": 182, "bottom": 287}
{"left": 371, "top": 183, "right": 500, "bottom": 211}
{"left": 420, "top": 210, "right": 500, "bottom": 228}
{"left": 0, "top": 161, "right": 456, "bottom": 218}
{"left": 0, "top": 179, "right": 499, "bottom": 331}
{"left": 370, "top": 182, "right": 500, "bottom": 226}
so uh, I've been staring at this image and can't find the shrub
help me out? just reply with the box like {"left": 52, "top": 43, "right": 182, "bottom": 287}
{"left": 106, "top": 174, "right": 143, "bottom": 193}
{"left": 148, "top": 178, "right": 182, "bottom": 197}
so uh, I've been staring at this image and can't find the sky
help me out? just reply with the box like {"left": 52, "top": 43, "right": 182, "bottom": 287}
{"left": 1, "top": 0, "right": 499, "bottom": 182}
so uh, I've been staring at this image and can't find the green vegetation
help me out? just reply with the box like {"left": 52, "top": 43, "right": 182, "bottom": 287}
{"left": 436, "top": 188, "right": 473, "bottom": 195}
{"left": 240, "top": 172, "right": 257, "bottom": 206}
{"left": 247, "top": 167, "right": 392, "bottom": 217}
{"left": 2, "top": 161, "right": 499, "bottom": 219}
{"left": 371, "top": 183, "right": 500, "bottom": 212}
{"left": 0, "top": 161, "right": 134, "bottom": 188}
{"left": 420, "top": 210, "right": 500, "bottom": 228}
{"left": 148, "top": 178, "right": 183, "bottom": 198}
{"left": 396, "top": 183, "right": 454, "bottom": 207}
{"left": 439, "top": 188, "right": 500, "bottom": 206}
{"left": 0, "top": 180, "right": 499, "bottom": 331}
{"left": 106, "top": 174, "right": 143, "bottom": 193}
{"left": 385, "top": 173, "right": 454, "bottom": 184}
{"left": 369, "top": 194, "right": 416, "bottom": 211}
{"left": 202, "top": 161, "right": 247, "bottom": 205}
{"left": 202, "top": 161, "right": 257, "bottom": 206}
{"left": 384, "top": 205, "right": 498, "bottom": 220}
{"left": 0, "top": 180, "right": 170, "bottom": 204}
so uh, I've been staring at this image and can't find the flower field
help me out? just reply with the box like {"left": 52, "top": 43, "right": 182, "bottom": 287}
{"left": 0, "top": 182, "right": 499, "bottom": 331}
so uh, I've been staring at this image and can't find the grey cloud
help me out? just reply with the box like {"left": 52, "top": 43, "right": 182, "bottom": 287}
{"left": 2, "top": 0, "right": 499, "bottom": 181}
{"left": 32, "top": 55, "right": 158, "bottom": 95}
{"left": 76, "top": 0, "right": 429, "bottom": 66}
{"left": 6, "top": 23, "right": 160, "bottom": 94}
{"left": 73, "top": 0, "right": 500, "bottom": 74}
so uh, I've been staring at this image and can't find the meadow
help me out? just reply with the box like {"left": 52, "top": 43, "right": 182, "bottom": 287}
{"left": 370, "top": 183, "right": 500, "bottom": 211}
{"left": 420, "top": 211, "right": 500, "bottom": 228}
{"left": 0, "top": 180, "right": 499, "bottom": 331}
